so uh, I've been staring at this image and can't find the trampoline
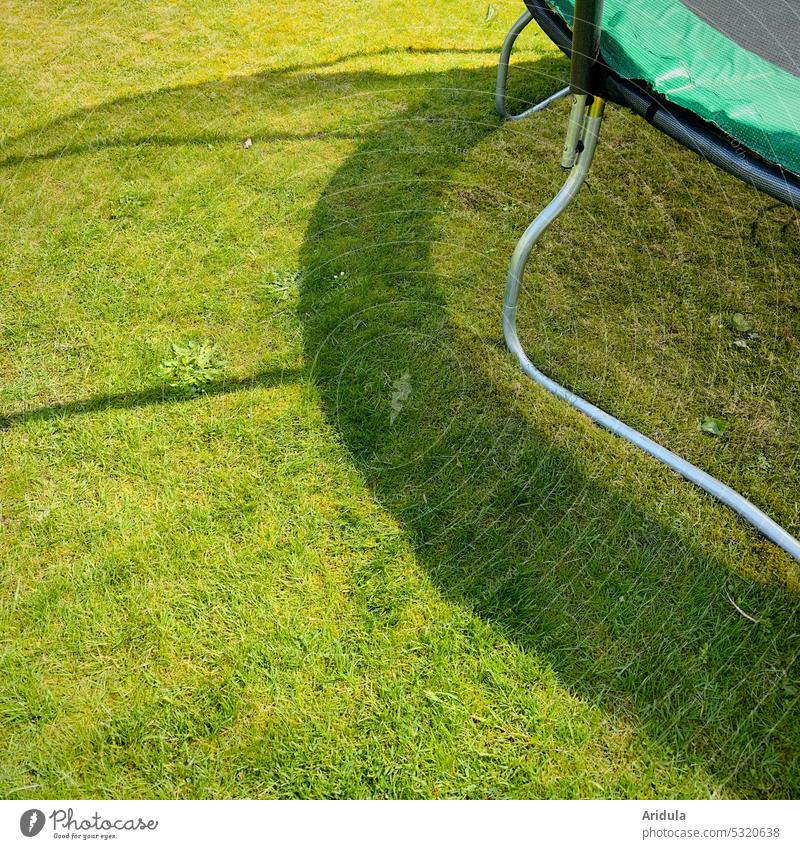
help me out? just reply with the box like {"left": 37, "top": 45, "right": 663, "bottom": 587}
{"left": 494, "top": 0, "right": 800, "bottom": 560}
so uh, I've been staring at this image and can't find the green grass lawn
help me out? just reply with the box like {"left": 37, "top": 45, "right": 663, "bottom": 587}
{"left": 1, "top": 0, "right": 799, "bottom": 799}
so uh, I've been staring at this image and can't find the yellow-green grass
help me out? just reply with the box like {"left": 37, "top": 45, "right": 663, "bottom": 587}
{"left": 1, "top": 0, "right": 798, "bottom": 799}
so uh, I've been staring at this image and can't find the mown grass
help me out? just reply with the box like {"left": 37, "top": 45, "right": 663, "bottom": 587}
{"left": 1, "top": 0, "right": 799, "bottom": 799}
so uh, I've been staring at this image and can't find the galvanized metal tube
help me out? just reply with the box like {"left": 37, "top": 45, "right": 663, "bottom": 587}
{"left": 495, "top": 10, "right": 570, "bottom": 121}
{"left": 560, "top": 93, "right": 587, "bottom": 167}
{"left": 503, "top": 99, "right": 800, "bottom": 562}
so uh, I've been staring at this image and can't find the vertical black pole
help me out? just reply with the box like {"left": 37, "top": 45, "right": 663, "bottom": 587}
{"left": 570, "top": 0, "right": 603, "bottom": 95}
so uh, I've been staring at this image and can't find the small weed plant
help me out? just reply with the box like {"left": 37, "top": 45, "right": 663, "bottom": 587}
{"left": 159, "top": 340, "right": 227, "bottom": 395}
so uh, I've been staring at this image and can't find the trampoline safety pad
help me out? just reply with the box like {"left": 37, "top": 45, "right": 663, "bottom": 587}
{"left": 542, "top": 0, "right": 800, "bottom": 176}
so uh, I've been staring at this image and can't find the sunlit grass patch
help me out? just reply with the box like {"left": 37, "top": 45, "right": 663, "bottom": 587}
{"left": 0, "top": 0, "right": 798, "bottom": 800}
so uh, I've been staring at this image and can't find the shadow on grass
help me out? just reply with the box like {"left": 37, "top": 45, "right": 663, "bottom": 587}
{"left": 0, "top": 368, "right": 302, "bottom": 430}
{"left": 0, "top": 45, "right": 500, "bottom": 170}
{"left": 2, "top": 46, "right": 798, "bottom": 797}
{"left": 295, "top": 64, "right": 800, "bottom": 796}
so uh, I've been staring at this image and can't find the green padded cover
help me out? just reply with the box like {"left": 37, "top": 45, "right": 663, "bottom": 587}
{"left": 546, "top": 0, "right": 800, "bottom": 176}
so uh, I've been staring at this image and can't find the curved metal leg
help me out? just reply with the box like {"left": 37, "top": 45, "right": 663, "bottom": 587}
{"left": 503, "top": 97, "right": 800, "bottom": 563}
{"left": 496, "top": 11, "right": 570, "bottom": 121}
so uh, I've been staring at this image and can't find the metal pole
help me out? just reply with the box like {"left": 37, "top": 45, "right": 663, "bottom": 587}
{"left": 502, "top": 116, "right": 800, "bottom": 560}
{"left": 495, "top": 10, "right": 570, "bottom": 121}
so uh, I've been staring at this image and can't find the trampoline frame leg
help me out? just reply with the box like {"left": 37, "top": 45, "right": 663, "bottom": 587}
{"left": 496, "top": 10, "right": 570, "bottom": 121}
{"left": 503, "top": 95, "right": 800, "bottom": 563}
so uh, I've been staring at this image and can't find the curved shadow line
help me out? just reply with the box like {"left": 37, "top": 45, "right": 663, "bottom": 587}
{"left": 296, "top": 60, "right": 800, "bottom": 797}
{"left": 0, "top": 44, "right": 504, "bottom": 158}
{"left": 2, "top": 49, "right": 797, "bottom": 796}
